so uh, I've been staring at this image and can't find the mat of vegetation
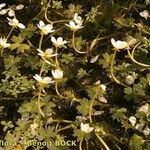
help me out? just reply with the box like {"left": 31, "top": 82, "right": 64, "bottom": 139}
{"left": 0, "top": 0, "right": 149, "bottom": 150}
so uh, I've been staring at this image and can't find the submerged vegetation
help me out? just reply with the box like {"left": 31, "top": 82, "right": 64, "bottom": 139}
{"left": 0, "top": 0, "right": 149, "bottom": 149}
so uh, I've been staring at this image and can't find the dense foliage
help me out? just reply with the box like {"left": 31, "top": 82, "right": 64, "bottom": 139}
{"left": 0, "top": 0, "right": 149, "bottom": 150}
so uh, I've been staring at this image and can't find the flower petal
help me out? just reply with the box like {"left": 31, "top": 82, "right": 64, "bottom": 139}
{"left": 8, "top": 9, "right": 15, "bottom": 17}
{"left": 33, "top": 74, "right": 42, "bottom": 82}
{"left": 18, "top": 23, "right": 25, "bottom": 29}
{"left": 57, "top": 37, "right": 63, "bottom": 43}
{"left": 0, "top": 9, "right": 8, "bottom": 15}
{"left": 43, "top": 77, "right": 53, "bottom": 83}
{"left": 129, "top": 116, "right": 136, "bottom": 126}
{"left": 39, "top": 20, "right": 45, "bottom": 27}
{"left": 46, "top": 24, "right": 53, "bottom": 31}
{"left": 16, "top": 4, "right": 24, "bottom": 10}
{"left": 37, "top": 49, "right": 43, "bottom": 53}
{"left": 0, "top": 3, "right": 6, "bottom": 9}
{"left": 51, "top": 36, "right": 56, "bottom": 44}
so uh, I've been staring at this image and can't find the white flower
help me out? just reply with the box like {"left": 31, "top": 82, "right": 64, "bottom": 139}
{"left": 125, "top": 75, "right": 135, "bottom": 85}
{"left": 98, "top": 96, "right": 107, "bottom": 103}
{"left": 52, "top": 69, "right": 63, "bottom": 80}
{"left": 33, "top": 74, "right": 54, "bottom": 85}
{"left": 93, "top": 111, "right": 104, "bottom": 116}
{"left": 16, "top": 4, "right": 24, "bottom": 10}
{"left": 0, "top": 8, "right": 9, "bottom": 15}
{"left": 135, "top": 123, "right": 144, "bottom": 132}
{"left": 7, "top": 17, "right": 25, "bottom": 29}
{"left": 129, "top": 116, "right": 136, "bottom": 126}
{"left": 90, "top": 55, "right": 99, "bottom": 63}
{"left": 37, "top": 48, "right": 57, "bottom": 59}
{"left": 30, "top": 123, "right": 38, "bottom": 136}
{"left": 0, "top": 3, "right": 6, "bottom": 10}
{"left": 76, "top": 116, "right": 88, "bottom": 122}
{"left": 8, "top": 9, "right": 15, "bottom": 17}
{"left": 37, "top": 21, "right": 54, "bottom": 35}
{"left": 111, "top": 38, "right": 129, "bottom": 50}
{"left": 100, "top": 84, "right": 107, "bottom": 92}
{"left": 143, "top": 126, "right": 150, "bottom": 136}
{"left": 30, "top": 123, "right": 38, "bottom": 130}
{"left": 80, "top": 122, "right": 94, "bottom": 134}
{"left": 139, "top": 10, "right": 149, "bottom": 20}
{"left": 0, "top": 4, "right": 24, "bottom": 16}
{"left": 139, "top": 103, "right": 149, "bottom": 113}
{"left": 65, "top": 21, "right": 83, "bottom": 32}
{"left": 95, "top": 80, "right": 100, "bottom": 85}
{"left": 0, "top": 37, "right": 10, "bottom": 48}
{"left": 51, "top": 36, "right": 67, "bottom": 48}
{"left": 73, "top": 13, "right": 83, "bottom": 24}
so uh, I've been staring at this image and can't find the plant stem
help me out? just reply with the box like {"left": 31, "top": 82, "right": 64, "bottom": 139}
{"left": 44, "top": 0, "right": 53, "bottom": 24}
{"left": 55, "top": 47, "right": 60, "bottom": 68}
{"left": 127, "top": 42, "right": 150, "bottom": 67}
{"left": 37, "top": 86, "right": 45, "bottom": 117}
{"left": 52, "top": 119, "right": 73, "bottom": 124}
{"left": 95, "top": 132, "right": 110, "bottom": 150}
{"left": 6, "top": 27, "right": 14, "bottom": 40}
{"left": 79, "top": 137, "right": 84, "bottom": 150}
{"left": 28, "top": 10, "right": 44, "bottom": 24}
{"left": 56, "top": 125, "right": 73, "bottom": 133}
{"left": 89, "top": 90, "right": 98, "bottom": 123}
{"left": 110, "top": 50, "right": 127, "bottom": 87}
{"left": 55, "top": 81, "right": 65, "bottom": 99}
{"left": 72, "top": 31, "right": 86, "bottom": 54}
{"left": 37, "top": 61, "right": 45, "bottom": 117}
{"left": 1, "top": 48, "right": 4, "bottom": 57}
{"left": 40, "top": 61, "right": 45, "bottom": 76}
{"left": 39, "top": 34, "right": 44, "bottom": 49}
{"left": 85, "top": 139, "right": 89, "bottom": 150}
{"left": 44, "top": 0, "right": 69, "bottom": 24}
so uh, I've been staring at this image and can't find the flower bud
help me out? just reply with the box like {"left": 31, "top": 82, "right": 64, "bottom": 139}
{"left": 125, "top": 75, "right": 135, "bottom": 85}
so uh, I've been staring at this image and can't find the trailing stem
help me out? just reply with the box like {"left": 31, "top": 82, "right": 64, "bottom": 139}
{"left": 55, "top": 47, "right": 60, "bottom": 68}
{"left": 110, "top": 50, "right": 127, "bottom": 87}
{"left": 55, "top": 81, "right": 65, "bottom": 99}
{"left": 56, "top": 125, "right": 73, "bottom": 133}
{"left": 95, "top": 132, "right": 110, "bottom": 150}
{"left": 6, "top": 27, "right": 14, "bottom": 40}
{"left": 127, "top": 42, "right": 150, "bottom": 67}
{"left": 39, "top": 34, "right": 44, "bottom": 49}
{"left": 72, "top": 31, "right": 86, "bottom": 54}
{"left": 44, "top": 0, "right": 69, "bottom": 24}
{"left": 37, "top": 34, "right": 45, "bottom": 117}
{"left": 89, "top": 90, "right": 98, "bottom": 123}
{"left": 37, "top": 86, "right": 45, "bottom": 117}
{"left": 40, "top": 61, "right": 45, "bottom": 76}
{"left": 79, "top": 137, "right": 84, "bottom": 150}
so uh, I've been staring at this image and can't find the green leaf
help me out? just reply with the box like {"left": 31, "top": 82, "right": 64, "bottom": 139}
{"left": 9, "top": 43, "right": 20, "bottom": 50}
{"left": 129, "top": 134, "right": 143, "bottom": 150}
{"left": 85, "top": 6, "right": 102, "bottom": 23}
{"left": 60, "top": 53, "right": 75, "bottom": 64}
{"left": 63, "top": 4, "right": 83, "bottom": 18}
{"left": 76, "top": 98, "right": 90, "bottom": 116}
{"left": 73, "top": 129, "right": 85, "bottom": 141}
{"left": 124, "top": 87, "right": 133, "bottom": 95}
{"left": 4, "top": 55, "right": 21, "bottom": 69}
{"left": 17, "top": 44, "right": 30, "bottom": 53}
{"left": 98, "top": 53, "right": 114, "bottom": 68}
{"left": 11, "top": 35, "right": 25, "bottom": 43}
{"left": 20, "top": 23, "right": 37, "bottom": 38}
{"left": 77, "top": 68, "right": 88, "bottom": 79}
{"left": 52, "top": 1, "right": 63, "bottom": 9}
